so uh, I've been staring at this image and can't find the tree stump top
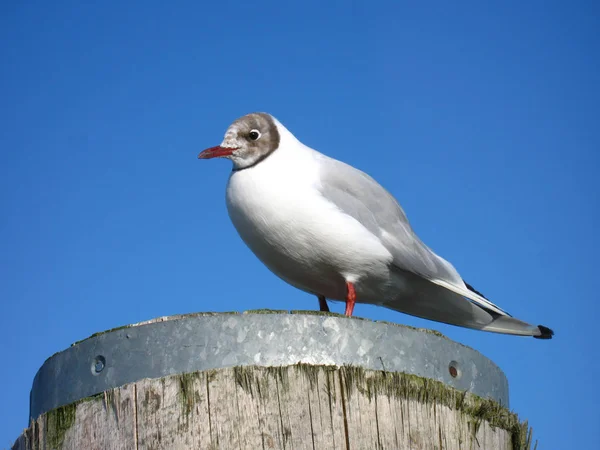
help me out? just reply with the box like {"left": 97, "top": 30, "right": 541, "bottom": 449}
{"left": 30, "top": 310, "right": 509, "bottom": 421}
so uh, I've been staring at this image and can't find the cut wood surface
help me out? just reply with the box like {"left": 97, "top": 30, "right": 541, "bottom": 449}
{"left": 12, "top": 364, "right": 533, "bottom": 450}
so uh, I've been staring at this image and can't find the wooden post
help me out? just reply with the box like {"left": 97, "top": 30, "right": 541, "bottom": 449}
{"left": 11, "top": 311, "right": 535, "bottom": 450}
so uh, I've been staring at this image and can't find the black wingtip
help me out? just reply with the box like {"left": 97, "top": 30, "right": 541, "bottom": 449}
{"left": 533, "top": 325, "right": 554, "bottom": 340}
{"left": 463, "top": 280, "right": 488, "bottom": 299}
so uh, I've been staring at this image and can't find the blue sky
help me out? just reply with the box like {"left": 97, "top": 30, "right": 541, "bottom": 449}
{"left": 1, "top": 1, "right": 598, "bottom": 448}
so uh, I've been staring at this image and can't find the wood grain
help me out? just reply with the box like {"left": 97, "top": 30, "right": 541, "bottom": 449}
{"left": 12, "top": 365, "right": 531, "bottom": 450}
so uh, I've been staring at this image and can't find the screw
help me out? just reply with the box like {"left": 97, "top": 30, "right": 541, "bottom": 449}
{"left": 92, "top": 355, "right": 106, "bottom": 375}
{"left": 449, "top": 360, "right": 460, "bottom": 379}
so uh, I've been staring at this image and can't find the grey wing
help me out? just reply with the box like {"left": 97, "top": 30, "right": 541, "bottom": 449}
{"left": 314, "top": 154, "right": 556, "bottom": 338}
{"left": 315, "top": 154, "right": 464, "bottom": 286}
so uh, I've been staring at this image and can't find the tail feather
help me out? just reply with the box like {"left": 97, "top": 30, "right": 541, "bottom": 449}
{"left": 386, "top": 268, "right": 553, "bottom": 339}
{"left": 480, "top": 315, "right": 551, "bottom": 338}
{"left": 428, "top": 278, "right": 510, "bottom": 316}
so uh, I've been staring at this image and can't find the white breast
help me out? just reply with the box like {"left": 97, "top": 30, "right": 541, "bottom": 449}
{"left": 225, "top": 143, "right": 393, "bottom": 301}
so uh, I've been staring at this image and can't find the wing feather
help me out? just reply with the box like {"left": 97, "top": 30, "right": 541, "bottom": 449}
{"left": 316, "top": 154, "right": 464, "bottom": 285}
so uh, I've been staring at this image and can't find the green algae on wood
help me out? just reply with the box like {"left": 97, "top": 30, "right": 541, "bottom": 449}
{"left": 23, "top": 363, "right": 534, "bottom": 450}
{"left": 41, "top": 390, "right": 111, "bottom": 449}
{"left": 45, "top": 403, "right": 77, "bottom": 449}
{"left": 339, "top": 365, "right": 531, "bottom": 450}
{"left": 190, "top": 363, "right": 525, "bottom": 439}
{"left": 231, "top": 364, "right": 532, "bottom": 450}
{"left": 233, "top": 364, "right": 292, "bottom": 397}
{"left": 179, "top": 372, "right": 201, "bottom": 417}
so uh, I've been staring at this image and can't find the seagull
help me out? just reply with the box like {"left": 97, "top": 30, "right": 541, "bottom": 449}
{"left": 198, "top": 112, "right": 553, "bottom": 339}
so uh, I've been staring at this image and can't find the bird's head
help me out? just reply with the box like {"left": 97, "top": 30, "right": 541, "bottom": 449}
{"left": 198, "top": 112, "right": 281, "bottom": 171}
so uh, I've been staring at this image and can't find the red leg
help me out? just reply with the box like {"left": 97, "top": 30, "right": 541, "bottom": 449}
{"left": 345, "top": 282, "right": 356, "bottom": 317}
{"left": 318, "top": 295, "right": 330, "bottom": 312}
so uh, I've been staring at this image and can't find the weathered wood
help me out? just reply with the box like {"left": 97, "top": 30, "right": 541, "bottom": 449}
{"left": 12, "top": 364, "right": 533, "bottom": 450}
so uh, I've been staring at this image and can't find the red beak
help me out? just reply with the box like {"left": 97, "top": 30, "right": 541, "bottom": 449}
{"left": 197, "top": 146, "right": 237, "bottom": 159}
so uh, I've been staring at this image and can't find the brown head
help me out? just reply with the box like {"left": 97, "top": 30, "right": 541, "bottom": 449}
{"left": 198, "top": 112, "right": 281, "bottom": 171}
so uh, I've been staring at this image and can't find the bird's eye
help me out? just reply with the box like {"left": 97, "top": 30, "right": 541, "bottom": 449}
{"left": 249, "top": 130, "right": 261, "bottom": 141}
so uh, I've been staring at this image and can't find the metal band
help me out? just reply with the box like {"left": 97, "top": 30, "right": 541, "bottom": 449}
{"left": 30, "top": 311, "right": 509, "bottom": 419}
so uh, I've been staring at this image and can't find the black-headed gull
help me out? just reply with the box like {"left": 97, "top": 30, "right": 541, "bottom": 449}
{"left": 198, "top": 113, "right": 553, "bottom": 339}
